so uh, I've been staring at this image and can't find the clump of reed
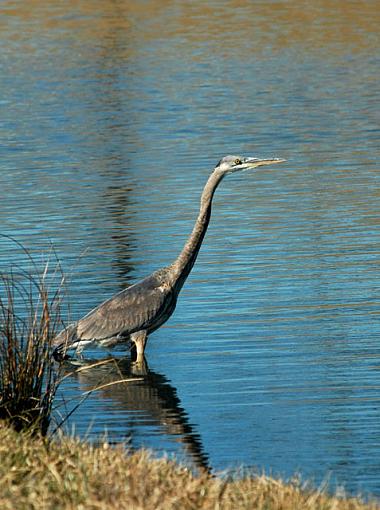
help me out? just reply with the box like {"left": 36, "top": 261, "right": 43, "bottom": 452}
{"left": 0, "top": 250, "right": 63, "bottom": 436}
{"left": 0, "top": 424, "right": 377, "bottom": 510}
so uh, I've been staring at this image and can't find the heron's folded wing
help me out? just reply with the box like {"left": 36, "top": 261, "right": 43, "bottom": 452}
{"left": 76, "top": 277, "right": 171, "bottom": 341}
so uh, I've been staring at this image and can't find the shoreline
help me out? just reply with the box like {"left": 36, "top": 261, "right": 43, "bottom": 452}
{"left": 0, "top": 424, "right": 378, "bottom": 510}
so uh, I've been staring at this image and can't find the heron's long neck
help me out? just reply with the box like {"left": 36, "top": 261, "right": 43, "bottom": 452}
{"left": 170, "top": 170, "right": 224, "bottom": 291}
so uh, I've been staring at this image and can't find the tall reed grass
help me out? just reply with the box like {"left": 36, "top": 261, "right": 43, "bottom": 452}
{"left": 0, "top": 245, "right": 63, "bottom": 435}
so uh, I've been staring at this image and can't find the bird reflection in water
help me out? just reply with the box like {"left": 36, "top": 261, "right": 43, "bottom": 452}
{"left": 62, "top": 357, "right": 210, "bottom": 474}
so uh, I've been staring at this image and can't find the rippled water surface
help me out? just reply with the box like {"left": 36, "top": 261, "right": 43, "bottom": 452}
{"left": 1, "top": 1, "right": 379, "bottom": 498}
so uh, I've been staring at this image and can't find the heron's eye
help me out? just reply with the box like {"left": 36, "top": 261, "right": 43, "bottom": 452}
{"left": 234, "top": 158, "right": 241, "bottom": 165}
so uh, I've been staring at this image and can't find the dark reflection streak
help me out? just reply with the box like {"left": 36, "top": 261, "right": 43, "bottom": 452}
{"left": 62, "top": 357, "right": 210, "bottom": 474}
{"left": 104, "top": 185, "right": 137, "bottom": 287}
{"left": 87, "top": 18, "right": 138, "bottom": 288}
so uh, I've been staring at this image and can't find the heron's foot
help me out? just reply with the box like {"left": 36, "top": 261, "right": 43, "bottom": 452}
{"left": 130, "top": 357, "right": 148, "bottom": 375}
{"left": 130, "top": 330, "right": 147, "bottom": 363}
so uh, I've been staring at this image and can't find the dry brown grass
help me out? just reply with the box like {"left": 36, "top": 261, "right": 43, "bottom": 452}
{"left": 0, "top": 247, "right": 63, "bottom": 435}
{"left": 0, "top": 425, "right": 377, "bottom": 510}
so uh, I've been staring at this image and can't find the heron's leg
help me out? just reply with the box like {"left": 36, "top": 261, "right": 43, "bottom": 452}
{"left": 130, "top": 330, "right": 147, "bottom": 363}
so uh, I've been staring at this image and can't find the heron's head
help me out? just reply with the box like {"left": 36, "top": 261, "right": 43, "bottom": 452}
{"left": 215, "top": 154, "right": 286, "bottom": 175}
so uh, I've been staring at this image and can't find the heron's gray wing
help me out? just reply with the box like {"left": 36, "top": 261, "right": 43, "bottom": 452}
{"left": 76, "top": 275, "right": 172, "bottom": 341}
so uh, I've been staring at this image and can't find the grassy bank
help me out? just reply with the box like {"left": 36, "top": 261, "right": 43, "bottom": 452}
{"left": 0, "top": 425, "right": 377, "bottom": 510}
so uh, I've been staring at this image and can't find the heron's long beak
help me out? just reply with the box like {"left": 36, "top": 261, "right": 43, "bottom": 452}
{"left": 242, "top": 157, "right": 286, "bottom": 170}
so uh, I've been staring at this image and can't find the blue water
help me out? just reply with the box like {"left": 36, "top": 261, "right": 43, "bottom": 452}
{"left": 0, "top": 1, "right": 379, "bottom": 498}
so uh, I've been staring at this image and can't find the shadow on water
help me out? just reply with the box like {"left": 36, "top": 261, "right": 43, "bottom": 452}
{"left": 60, "top": 356, "right": 210, "bottom": 474}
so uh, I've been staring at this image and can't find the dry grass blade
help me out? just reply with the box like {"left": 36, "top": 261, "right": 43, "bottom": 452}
{"left": 81, "top": 377, "right": 144, "bottom": 394}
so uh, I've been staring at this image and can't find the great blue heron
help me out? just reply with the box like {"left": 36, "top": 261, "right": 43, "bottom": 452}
{"left": 53, "top": 155, "right": 285, "bottom": 362}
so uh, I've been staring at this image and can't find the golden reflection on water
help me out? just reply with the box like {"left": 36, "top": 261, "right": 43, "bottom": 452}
{"left": 2, "top": 0, "right": 379, "bottom": 56}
